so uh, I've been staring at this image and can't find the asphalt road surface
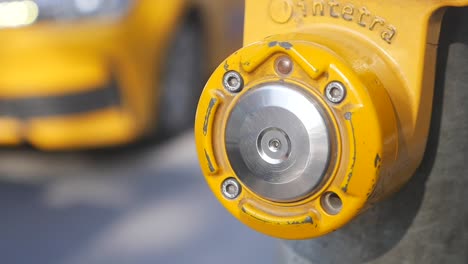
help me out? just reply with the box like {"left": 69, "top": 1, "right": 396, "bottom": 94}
{"left": 0, "top": 131, "right": 275, "bottom": 264}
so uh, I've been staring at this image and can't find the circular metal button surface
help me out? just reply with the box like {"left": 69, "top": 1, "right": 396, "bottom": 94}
{"left": 225, "top": 83, "right": 332, "bottom": 202}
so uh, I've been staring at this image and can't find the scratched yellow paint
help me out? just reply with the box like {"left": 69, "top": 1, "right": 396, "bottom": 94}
{"left": 195, "top": 0, "right": 468, "bottom": 239}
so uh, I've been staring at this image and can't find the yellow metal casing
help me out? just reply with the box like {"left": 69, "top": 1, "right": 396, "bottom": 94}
{"left": 195, "top": 0, "right": 468, "bottom": 239}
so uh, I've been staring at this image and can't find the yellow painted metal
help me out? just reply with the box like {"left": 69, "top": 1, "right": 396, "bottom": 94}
{"left": 26, "top": 108, "right": 136, "bottom": 150}
{"left": 195, "top": 0, "right": 468, "bottom": 239}
{"left": 0, "top": 0, "right": 243, "bottom": 149}
{"left": 0, "top": 118, "right": 22, "bottom": 145}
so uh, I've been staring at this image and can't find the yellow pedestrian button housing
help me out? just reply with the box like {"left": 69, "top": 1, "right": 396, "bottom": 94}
{"left": 195, "top": 0, "right": 468, "bottom": 239}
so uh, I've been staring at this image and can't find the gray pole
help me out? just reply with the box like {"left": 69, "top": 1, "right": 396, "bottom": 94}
{"left": 279, "top": 7, "right": 468, "bottom": 264}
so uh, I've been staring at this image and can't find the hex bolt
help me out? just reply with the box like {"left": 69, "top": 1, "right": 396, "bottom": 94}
{"left": 275, "top": 55, "right": 293, "bottom": 76}
{"left": 223, "top": 71, "right": 244, "bottom": 93}
{"left": 221, "top": 178, "right": 241, "bottom": 200}
{"left": 325, "top": 81, "right": 347, "bottom": 104}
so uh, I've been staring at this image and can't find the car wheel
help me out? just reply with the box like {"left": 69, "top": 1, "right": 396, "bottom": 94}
{"left": 157, "top": 15, "right": 204, "bottom": 138}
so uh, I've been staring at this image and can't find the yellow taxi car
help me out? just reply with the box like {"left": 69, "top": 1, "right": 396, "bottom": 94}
{"left": 0, "top": 0, "right": 243, "bottom": 150}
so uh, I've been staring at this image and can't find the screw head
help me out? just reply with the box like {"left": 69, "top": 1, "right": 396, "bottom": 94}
{"left": 275, "top": 55, "right": 293, "bottom": 76}
{"left": 221, "top": 178, "right": 241, "bottom": 200}
{"left": 268, "top": 138, "right": 282, "bottom": 152}
{"left": 223, "top": 71, "right": 244, "bottom": 93}
{"left": 325, "top": 81, "right": 347, "bottom": 104}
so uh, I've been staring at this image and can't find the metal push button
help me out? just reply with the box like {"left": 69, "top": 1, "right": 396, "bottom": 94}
{"left": 225, "top": 83, "right": 332, "bottom": 202}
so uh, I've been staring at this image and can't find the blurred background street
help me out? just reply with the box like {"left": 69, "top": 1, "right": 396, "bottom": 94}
{"left": 0, "top": 132, "right": 275, "bottom": 264}
{"left": 0, "top": 1, "right": 273, "bottom": 263}
{"left": 1, "top": 1, "right": 467, "bottom": 263}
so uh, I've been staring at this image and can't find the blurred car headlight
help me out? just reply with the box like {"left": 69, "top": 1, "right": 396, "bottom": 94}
{"left": 0, "top": 0, "right": 132, "bottom": 28}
